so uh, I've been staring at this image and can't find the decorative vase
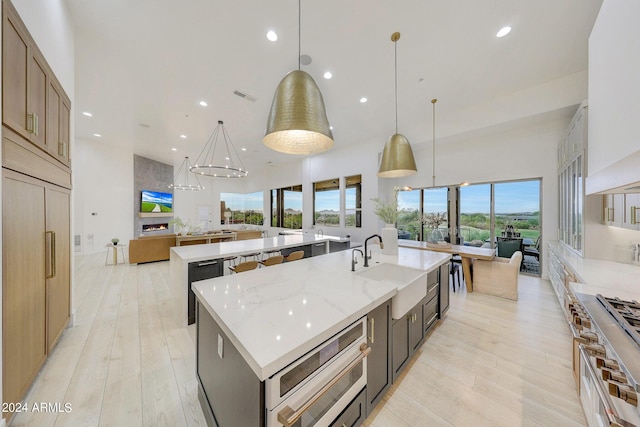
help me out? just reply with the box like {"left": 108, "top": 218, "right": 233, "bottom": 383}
{"left": 428, "top": 228, "right": 444, "bottom": 244}
{"left": 381, "top": 224, "right": 398, "bottom": 255}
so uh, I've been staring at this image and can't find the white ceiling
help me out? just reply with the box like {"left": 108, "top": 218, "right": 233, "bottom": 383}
{"left": 65, "top": 0, "right": 602, "bottom": 171}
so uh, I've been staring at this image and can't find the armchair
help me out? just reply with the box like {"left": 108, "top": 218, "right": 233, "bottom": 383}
{"left": 472, "top": 251, "right": 522, "bottom": 300}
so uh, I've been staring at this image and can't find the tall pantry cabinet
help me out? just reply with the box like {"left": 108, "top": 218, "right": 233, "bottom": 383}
{"left": 2, "top": 0, "right": 72, "bottom": 421}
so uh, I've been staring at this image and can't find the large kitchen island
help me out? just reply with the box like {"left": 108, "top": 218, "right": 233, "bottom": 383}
{"left": 191, "top": 246, "right": 451, "bottom": 427}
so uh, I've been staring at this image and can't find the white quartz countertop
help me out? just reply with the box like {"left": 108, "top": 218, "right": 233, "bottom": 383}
{"left": 549, "top": 241, "right": 639, "bottom": 300}
{"left": 171, "top": 234, "right": 343, "bottom": 263}
{"left": 192, "top": 247, "right": 451, "bottom": 380}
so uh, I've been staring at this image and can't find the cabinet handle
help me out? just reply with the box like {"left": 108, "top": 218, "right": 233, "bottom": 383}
{"left": 632, "top": 206, "right": 639, "bottom": 225}
{"left": 277, "top": 344, "right": 371, "bottom": 427}
{"left": 46, "top": 231, "right": 56, "bottom": 279}
{"left": 197, "top": 260, "right": 218, "bottom": 267}
{"left": 34, "top": 113, "right": 39, "bottom": 136}
{"left": 368, "top": 318, "right": 375, "bottom": 344}
{"left": 58, "top": 141, "right": 67, "bottom": 157}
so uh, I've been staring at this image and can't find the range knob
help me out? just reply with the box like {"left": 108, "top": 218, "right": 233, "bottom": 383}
{"left": 596, "top": 357, "right": 620, "bottom": 371}
{"left": 579, "top": 331, "right": 599, "bottom": 343}
{"left": 608, "top": 380, "right": 638, "bottom": 406}
{"left": 601, "top": 367, "right": 627, "bottom": 384}
{"left": 583, "top": 343, "right": 605, "bottom": 358}
{"left": 573, "top": 315, "right": 592, "bottom": 329}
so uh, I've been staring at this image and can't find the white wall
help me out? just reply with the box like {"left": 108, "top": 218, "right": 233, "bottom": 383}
{"left": 74, "top": 138, "right": 133, "bottom": 252}
{"left": 588, "top": 0, "right": 640, "bottom": 174}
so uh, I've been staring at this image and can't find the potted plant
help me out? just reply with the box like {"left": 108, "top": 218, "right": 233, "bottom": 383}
{"left": 111, "top": 238, "right": 120, "bottom": 246}
{"left": 169, "top": 217, "right": 186, "bottom": 235}
{"left": 423, "top": 212, "right": 449, "bottom": 246}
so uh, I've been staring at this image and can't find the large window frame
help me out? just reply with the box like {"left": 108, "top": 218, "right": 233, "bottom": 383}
{"left": 220, "top": 192, "right": 264, "bottom": 225}
{"left": 313, "top": 178, "right": 340, "bottom": 227}
{"left": 271, "top": 185, "right": 303, "bottom": 229}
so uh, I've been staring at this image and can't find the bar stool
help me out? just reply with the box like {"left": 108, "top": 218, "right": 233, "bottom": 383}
{"left": 450, "top": 262, "right": 461, "bottom": 292}
{"left": 229, "top": 260, "right": 258, "bottom": 274}
{"left": 285, "top": 250, "right": 304, "bottom": 262}
{"left": 239, "top": 252, "right": 261, "bottom": 263}
{"left": 259, "top": 255, "right": 284, "bottom": 267}
{"left": 261, "top": 249, "right": 281, "bottom": 260}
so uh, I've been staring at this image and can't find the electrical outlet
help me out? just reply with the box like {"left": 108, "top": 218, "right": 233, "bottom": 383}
{"left": 217, "top": 334, "right": 223, "bottom": 358}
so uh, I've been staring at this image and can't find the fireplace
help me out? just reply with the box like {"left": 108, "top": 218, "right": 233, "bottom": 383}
{"left": 142, "top": 223, "right": 169, "bottom": 232}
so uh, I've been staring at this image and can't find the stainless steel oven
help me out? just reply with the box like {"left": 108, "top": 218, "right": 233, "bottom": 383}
{"left": 266, "top": 318, "right": 369, "bottom": 427}
{"left": 575, "top": 293, "right": 639, "bottom": 427}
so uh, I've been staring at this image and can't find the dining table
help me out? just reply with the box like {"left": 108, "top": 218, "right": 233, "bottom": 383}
{"left": 398, "top": 240, "right": 496, "bottom": 292}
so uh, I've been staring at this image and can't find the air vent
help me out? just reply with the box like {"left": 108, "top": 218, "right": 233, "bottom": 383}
{"left": 233, "top": 90, "right": 256, "bottom": 102}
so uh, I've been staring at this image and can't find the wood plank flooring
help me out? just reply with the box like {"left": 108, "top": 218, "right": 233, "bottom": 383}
{"left": 9, "top": 253, "right": 586, "bottom": 426}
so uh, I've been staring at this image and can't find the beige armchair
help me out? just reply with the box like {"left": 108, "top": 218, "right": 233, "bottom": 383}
{"left": 473, "top": 251, "right": 522, "bottom": 300}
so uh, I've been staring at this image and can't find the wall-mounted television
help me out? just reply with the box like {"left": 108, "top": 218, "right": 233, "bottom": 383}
{"left": 141, "top": 190, "right": 173, "bottom": 213}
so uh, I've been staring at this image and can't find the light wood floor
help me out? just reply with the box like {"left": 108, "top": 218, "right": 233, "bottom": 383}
{"left": 9, "top": 253, "right": 586, "bottom": 427}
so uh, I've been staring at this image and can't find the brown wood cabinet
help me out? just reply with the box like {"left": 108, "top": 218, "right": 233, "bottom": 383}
{"left": 2, "top": 1, "right": 72, "bottom": 422}
{"left": 2, "top": 0, "right": 71, "bottom": 167}
{"left": 2, "top": 170, "right": 71, "bottom": 418}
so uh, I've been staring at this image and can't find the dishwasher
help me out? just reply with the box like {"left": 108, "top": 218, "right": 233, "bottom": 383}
{"left": 187, "top": 259, "right": 223, "bottom": 324}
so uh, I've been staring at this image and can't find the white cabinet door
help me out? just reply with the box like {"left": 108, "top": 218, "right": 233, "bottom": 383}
{"left": 623, "top": 194, "right": 640, "bottom": 230}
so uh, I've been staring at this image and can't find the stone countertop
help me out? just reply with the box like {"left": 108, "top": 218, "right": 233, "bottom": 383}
{"left": 192, "top": 247, "right": 451, "bottom": 381}
{"left": 548, "top": 241, "right": 639, "bottom": 300}
{"left": 171, "top": 234, "right": 343, "bottom": 264}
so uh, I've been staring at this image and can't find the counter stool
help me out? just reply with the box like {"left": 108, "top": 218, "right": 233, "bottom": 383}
{"left": 285, "top": 250, "right": 304, "bottom": 262}
{"left": 259, "top": 255, "right": 284, "bottom": 267}
{"left": 261, "top": 249, "right": 281, "bottom": 260}
{"left": 240, "top": 252, "right": 261, "bottom": 263}
{"left": 450, "top": 262, "right": 461, "bottom": 292}
{"left": 229, "top": 260, "right": 258, "bottom": 274}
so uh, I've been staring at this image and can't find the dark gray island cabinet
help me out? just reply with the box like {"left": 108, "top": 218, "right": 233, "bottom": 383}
{"left": 191, "top": 248, "right": 451, "bottom": 426}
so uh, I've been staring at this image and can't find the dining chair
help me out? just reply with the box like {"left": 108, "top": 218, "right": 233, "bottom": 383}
{"left": 524, "top": 236, "right": 541, "bottom": 260}
{"left": 228, "top": 260, "right": 258, "bottom": 274}
{"left": 285, "top": 250, "right": 305, "bottom": 262}
{"left": 260, "top": 255, "right": 284, "bottom": 267}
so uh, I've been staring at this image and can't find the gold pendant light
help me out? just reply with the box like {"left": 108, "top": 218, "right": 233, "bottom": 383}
{"left": 431, "top": 98, "right": 437, "bottom": 187}
{"left": 378, "top": 32, "right": 417, "bottom": 178}
{"left": 263, "top": 0, "right": 333, "bottom": 155}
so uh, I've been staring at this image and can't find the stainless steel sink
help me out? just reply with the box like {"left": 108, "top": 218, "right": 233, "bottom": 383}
{"left": 356, "top": 263, "right": 427, "bottom": 319}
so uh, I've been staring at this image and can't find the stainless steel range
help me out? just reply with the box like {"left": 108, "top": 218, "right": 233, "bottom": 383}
{"left": 575, "top": 293, "right": 639, "bottom": 427}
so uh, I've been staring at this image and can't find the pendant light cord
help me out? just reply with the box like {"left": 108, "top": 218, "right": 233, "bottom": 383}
{"left": 394, "top": 38, "right": 398, "bottom": 134}
{"left": 432, "top": 98, "right": 437, "bottom": 188}
{"left": 298, "top": 0, "right": 301, "bottom": 70}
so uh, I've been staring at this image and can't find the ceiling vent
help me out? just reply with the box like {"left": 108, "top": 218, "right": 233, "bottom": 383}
{"left": 233, "top": 90, "right": 256, "bottom": 102}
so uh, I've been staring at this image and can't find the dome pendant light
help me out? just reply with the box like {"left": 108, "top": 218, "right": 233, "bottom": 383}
{"left": 263, "top": 0, "right": 334, "bottom": 155}
{"left": 378, "top": 32, "right": 417, "bottom": 178}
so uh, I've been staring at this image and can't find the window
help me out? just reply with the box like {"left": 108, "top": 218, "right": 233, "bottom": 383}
{"left": 345, "top": 175, "right": 362, "bottom": 228}
{"left": 220, "top": 192, "right": 264, "bottom": 225}
{"left": 494, "top": 181, "right": 540, "bottom": 242}
{"left": 271, "top": 185, "right": 303, "bottom": 229}
{"left": 459, "top": 183, "right": 491, "bottom": 244}
{"left": 423, "top": 187, "right": 449, "bottom": 241}
{"left": 397, "top": 189, "right": 421, "bottom": 240}
{"left": 313, "top": 178, "right": 340, "bottom": 227}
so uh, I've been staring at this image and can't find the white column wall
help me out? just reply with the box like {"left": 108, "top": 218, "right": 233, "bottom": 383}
{"left": 74, "top": 139, "right": 133, "bottom": 253}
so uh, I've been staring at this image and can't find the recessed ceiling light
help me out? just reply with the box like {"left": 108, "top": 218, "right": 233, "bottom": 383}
{"left": 180, "top": 134, "right": 187, "bottom": 139}
{"left": 199, "top": 101, "right": 208, "bottom": 107}
{"left": 496, "top": 26, "right": 511, "bottom": 37}
{"left": 93, "top": 133, "right": 101, "bottom": 137}
{"left": 330, "top": 126, "right": 333, "bottom": 130}
{"left": 323, "top": 71, "right": 332, "bottom": 79}
{"left": 266, "top": 30, "right": 278, "bottom": 41}
{"left": 171, "top": 148, "right": 177, "bottom": 151}
{"left": 241, "top": 147, "right": 247, "bottom": 151}
{"left": 82, "top": 111, "right": 93, "bottom": 117}
{"left": 360, "top": 97, "right": 368, "bottom": 103}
